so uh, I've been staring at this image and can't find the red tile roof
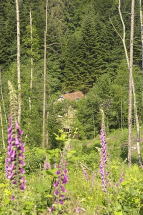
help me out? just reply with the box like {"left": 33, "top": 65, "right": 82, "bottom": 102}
{"left": 61, "top": 91, "right": 84, "bottom": 101}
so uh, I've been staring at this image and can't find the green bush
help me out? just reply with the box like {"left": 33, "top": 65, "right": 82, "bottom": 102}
{"left": 25, "top": 147, "right": 46, "bottom": 174}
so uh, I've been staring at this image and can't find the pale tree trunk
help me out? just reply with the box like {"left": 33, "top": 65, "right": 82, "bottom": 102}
{"left": 128, "top": 0, "right": 135, "bottom": 167}
{"left": 119, "top": 0, "right": 142, "bottom": 166}
{"left": 0, "top": 102, "right": 5, "bottom": 148}
{"left": 0, "top": 69, "right": 7, "bottom": 125}
{"left": 121, "top": 95, "right": 122, "bottom": 130}
{"left": 42, "top": 0, "right": 48, "bottom": 149}
{"left": 140, "top": 0, "right": 143, "bottom": 121}
{"left": 110, "top": 0, "right": 141, "bottom": 167}
{"left": 16, "top": 0, "right": 21, "bottom": 124}
{"left": 93, "top": 113, "right": 95, "bottom": 139}
{"left": 29, "top": 9, "right": 33, "bottom": 111}
{"left": 46, "top": 111, "right": 49, "bottom": 147}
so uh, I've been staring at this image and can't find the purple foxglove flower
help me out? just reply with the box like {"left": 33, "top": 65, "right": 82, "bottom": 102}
{"left": 54, "top": 181, "right": 59, "bottom": 187}
{"left": 15, "top": 138, "right": 20, "bottom": 147}
{"left": 8, "top": 126, "right": 12, "bottom": 132}
{"left": 49, "top": 205, "right": 54, "bottom": 212}
{"left": 7, "top": 95, "right": 26, "bottom": 195}
{"left": 12, "top": 181, "right": 17, "bottom": 185}
{"left": 54, "top": 190, "right": 58, "bottom": 195}
{"left": 56, "top": 170, "right": 60, "bottom": 175}
{"left": 11, "top": 196, "right": 15, "bottom": 201}
{"left": 15, "top": 122, "right": 19, "bottom": 129}
{"left": 75, "top": 207, "right": 80, "bottom": 214}
{"left": 61, "top": 186, "right": 66, "bottom": 193}
{"left": 8, "top": 163, "right": 15, "bottom": 172}
{"left": 21, "top": 177, "right": 26, "bottom": 183}
{"left": 52, "top": 144, "right": 70, "bottom": 207}
{"left": 20, "top": 160, "right": 26, "bottom": 166}
{"left": 81, "top": 166, "right": 88, "bottom": 180}
{"left": 62, "top": 175, "right": 68, "bottom": 184}
{"left": 20, "top": 182, "right": 26, "bottom": 190}
{"left": 64, "top": 169, "right": 67, "bottom": 174}
{"left": 99, "top": 127, "right": 108, "bottom": 192}
{"left": 59, "top": 200, "right": 64, "bottom": 205}
{"left": 20, "top": 168, "right": 25, "bottom": 174}
{"left": 43, "top": 158, "right": 51, "bottom": 170}
{"left": 8, "top": 172, "right": 14, "bottom": 181}
{"left": 19, "top": 153, "right": 25, "bottom": 159}
{"left": 120, "top": 177, "right": 124, "bottom": 183}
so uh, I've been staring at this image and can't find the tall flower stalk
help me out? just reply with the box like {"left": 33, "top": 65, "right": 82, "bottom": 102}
{"left": 99, "top": 109, "right": 108, "bottom": 191}
{"left": 100, "top": 127, "right": 107, "bottom": 191}
{"left": 6, "top": 81, "right": 26, "bottom": 210}
{"left": 50, "top": 140, "right": 70, "bottom": 212}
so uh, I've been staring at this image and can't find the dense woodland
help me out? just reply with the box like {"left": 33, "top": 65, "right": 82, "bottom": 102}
{"left": 0, "top": 0, "right": 142, "bottom": 147}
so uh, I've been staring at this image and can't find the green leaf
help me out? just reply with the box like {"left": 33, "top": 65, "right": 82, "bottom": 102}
{"left": 0, "top": 183, "right": 6, "bottom": 188}
{"left": 46, "top": 169, "right": 58, "bottom": 177}
{"left": 115, "top": 204, "right": 122, "bottom": 211}
{"left": 129, "top": 187, "right": 137, "bottom": 196}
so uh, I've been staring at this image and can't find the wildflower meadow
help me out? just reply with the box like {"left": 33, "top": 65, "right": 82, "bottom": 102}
{"left": 0, "top": 82, "right": 143, "bottom": 215}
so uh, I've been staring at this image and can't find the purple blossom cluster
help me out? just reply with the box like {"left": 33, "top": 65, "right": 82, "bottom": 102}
{"left": 99, "top": 127, "right": 108, "bottom": 191}
{"left": 54, "top": 161, "right": 68, "bottom": 205}
{"left": 81, "top": 166, "right": 88, "bottom": 181}
{"left": 50, "top": 143, "right": 70, "bottom": 213}
{"left": 115, "top": 172, "right": 124, "bottom": 187}
{"left": 100, "top": 128, "right": 107, "bottom": 165}
{"left": 99, "top": 126, "right": 124, "bottom": 191}
{"left": 6, "top": 113, "right": 26, "bottom": 192}
{"left": 100, "top": 163, "right": 106, "bottom": 191}
{"left": 43, "top": 157, "right": 51, "bottom": 170}
{"left": 50, "top": 161, "right": 68, "bottom": 212}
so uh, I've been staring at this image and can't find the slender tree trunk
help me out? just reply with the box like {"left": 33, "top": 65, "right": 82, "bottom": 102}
{"left": 119, "top": 0, "right": 142, "bottom": 166}
{"left": 16, "top": 0, "right": 21, "bottom": 124}
{"left": 93, "top": 113, "right": 95, "bottom": 139}
{"left": 42, "top": 0, "right": 48, "bottom": 149}
{"left": 140, "top": 0, "right": 143, "bottom": 122}
{"left": 121, "top": 95, "right": 123, "bottom": 130}
{"left": 46, "top": 111, "right": 49, "bottom": 147}
{"left": 0, "top": 102, "right": 5, "bottom": 148}
{"left": 110, "top": 0, "right": 142, "bottom": 166}
{"left": 29, "top": 9, "right": 33, "bottom": 111}
{"left": 128, "top": 0, "right": 135, "bottom": 167}
{"left": 0, "top": 69, "right": 7, "bottom": 125}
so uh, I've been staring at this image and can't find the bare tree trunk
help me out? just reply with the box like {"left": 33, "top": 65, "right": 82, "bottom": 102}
{"left": 0, "top": 102, "right": 5, "bottom": 148}
{"left": 29, "top": 9, "right": 33, "bottom": 111}
{"left": 140, "top": 0, "right": 143, "bottom": 122}
{"left": 110, "top": 0, "right": 141, "bottom": 167}
{"left": 119, "top": 0, "right": 142, "bottom": 166}
{"left": 93, "top": 113, "right": 95, "bottom": 139}
{"left": 46, "top": 111, "right": 49, "bottom": 147}
{"left": 0, "top": 69, "right": 7, "bottom": 125}
{"left": 121, "top": 95, "right": 123, "bottom": 130}
{"left": 42, "top": 0, "right": 48, "bottom": 149}
{"left": 16, "top": 0, "right": 21, "bottom": 124}
{"left": 128, "top": 0, "right": 135, "bottom": 167}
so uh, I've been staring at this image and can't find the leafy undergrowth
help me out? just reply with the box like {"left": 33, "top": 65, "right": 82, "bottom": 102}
{"left": 1, "top": 128, "right": 143, "bottom": 214}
